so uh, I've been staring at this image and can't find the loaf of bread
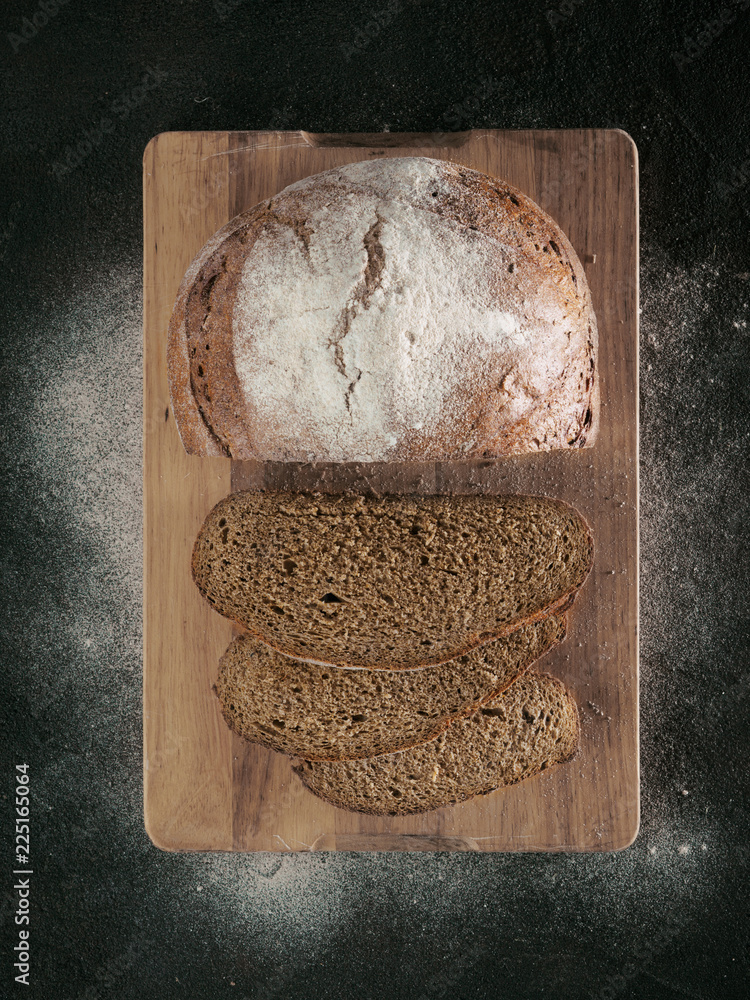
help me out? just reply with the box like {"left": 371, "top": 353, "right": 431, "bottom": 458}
{"left": 192, "top": 491, "right": 593, "bottom": 670}
{"left": 168, "top": 156, "right": 598, "bottom": 462}
{"left": 293, "top": 671, "right": 580, "bottom": 815}
{"left": 214, "top": 613, "right": 566, "bottom": 761}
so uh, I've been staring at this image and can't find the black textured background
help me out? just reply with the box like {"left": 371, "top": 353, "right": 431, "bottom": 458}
{"left": 2, "top": 1, "right": 750, "bottom": 998}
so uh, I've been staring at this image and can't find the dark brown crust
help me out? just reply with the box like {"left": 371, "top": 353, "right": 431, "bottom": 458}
{"left": 168, "top": 157, "right": 599, "bottom": 460}
{"left": 291, "top": 671, "right": 581, "bottom": 815}
{"left": 167, "top": 210, "right": 259, "bottom": 455}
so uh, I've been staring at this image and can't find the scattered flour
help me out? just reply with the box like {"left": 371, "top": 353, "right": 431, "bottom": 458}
{"left": 9, "top": 193, "right": 742, "bottom": 997}
{"left": 18, "top": 264, "right": 144, "bottom": 823}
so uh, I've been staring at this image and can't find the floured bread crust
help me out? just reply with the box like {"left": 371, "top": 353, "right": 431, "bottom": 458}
{"left": 168, "top": 157, "right": 598, "bottom": 461}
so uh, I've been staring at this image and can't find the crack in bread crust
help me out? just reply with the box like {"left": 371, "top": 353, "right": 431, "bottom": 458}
{"left": 326, "top": 211, "right": 386, "bottom": 415}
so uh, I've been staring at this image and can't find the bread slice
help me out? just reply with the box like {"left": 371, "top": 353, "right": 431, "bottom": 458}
{"left": 293, "top": 672, "right": 580, "bottom": 815}
{"left": 192, "top": 491, "right": 593, "bottom": 670}
{"left": 214, "top": 613, "right": 566, "bottom": 761}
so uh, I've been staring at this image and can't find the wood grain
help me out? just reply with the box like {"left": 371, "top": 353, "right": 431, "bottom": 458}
{"left": 143, "top": 129, "right": 639, "bottom": 852}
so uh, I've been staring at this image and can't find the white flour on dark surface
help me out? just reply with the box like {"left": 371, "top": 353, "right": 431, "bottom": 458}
{"left": 1, "top": 4, "right": 748, "bottom": 995}
{"left": 13, "top": 264, "right": 145, "bottom": 826}
{"left": 6, "top": 233, "right": 745, "bottom": 997}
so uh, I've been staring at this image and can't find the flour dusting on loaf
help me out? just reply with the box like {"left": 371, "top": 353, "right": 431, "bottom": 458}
{"left": 168, "top": 157, "right": 598, "bottom": 461}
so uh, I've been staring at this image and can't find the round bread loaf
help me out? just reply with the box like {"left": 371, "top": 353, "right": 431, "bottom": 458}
{"left": 168, "top": 156, "right": 598, "bottom": 462}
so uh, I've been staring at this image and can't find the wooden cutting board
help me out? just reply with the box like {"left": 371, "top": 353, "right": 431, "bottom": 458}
{"left": 143, "top": 129, "right": 639, "bottom": 852}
